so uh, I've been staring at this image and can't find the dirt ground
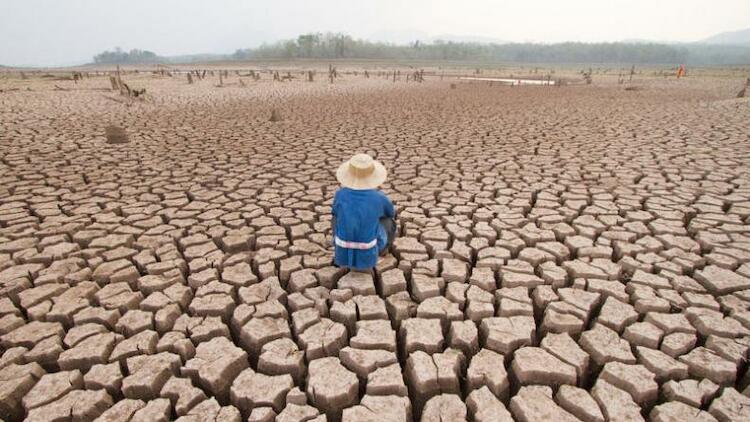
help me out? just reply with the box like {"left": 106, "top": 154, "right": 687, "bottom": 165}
{"left": 1, "top": 65, "right": 750, "bottom": 421}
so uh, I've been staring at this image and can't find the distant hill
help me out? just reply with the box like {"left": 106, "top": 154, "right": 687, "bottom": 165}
{"left": 702, "top": 28, "right": 750, "bottom": 45}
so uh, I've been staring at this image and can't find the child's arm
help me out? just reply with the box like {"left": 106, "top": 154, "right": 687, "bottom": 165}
{"left": 332, "top": 189, "right": 339, "bottom": 216}
{"left": 382, "top": 192, "right": 395, "bottom": 218}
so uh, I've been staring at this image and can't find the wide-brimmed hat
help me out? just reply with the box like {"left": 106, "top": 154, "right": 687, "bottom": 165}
{"left": 336, "top": 153, "right": 387, "bottom": 190}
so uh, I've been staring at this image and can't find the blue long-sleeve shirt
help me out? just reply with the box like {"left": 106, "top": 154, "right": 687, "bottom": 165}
{"left": 332, "top": 188, "right": 395, "bottom": 270}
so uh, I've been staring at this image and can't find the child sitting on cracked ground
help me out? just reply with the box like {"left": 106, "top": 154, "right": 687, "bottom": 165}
{"left": 332, "top": 153, "right": 396, "bottom": 272}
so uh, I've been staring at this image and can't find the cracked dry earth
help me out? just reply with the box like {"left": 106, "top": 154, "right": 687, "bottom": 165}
{"left": 1, "top": 71, "right": 750, "bottom": 422}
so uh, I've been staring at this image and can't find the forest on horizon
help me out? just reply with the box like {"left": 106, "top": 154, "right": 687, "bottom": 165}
{"left": 93, "top": 32, "right": 750, "bottom": 66}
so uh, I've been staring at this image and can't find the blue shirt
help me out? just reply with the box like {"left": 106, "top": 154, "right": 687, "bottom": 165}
{"left": 332, "top": 188, "right": 395, "bottom": 270}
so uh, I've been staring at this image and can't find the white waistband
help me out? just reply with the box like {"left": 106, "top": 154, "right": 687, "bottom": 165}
{"left": 334, "top": 236, "right": 377, "bottom": 250}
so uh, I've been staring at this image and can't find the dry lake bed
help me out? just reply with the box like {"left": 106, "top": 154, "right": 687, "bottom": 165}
{"left": 1, "top": 65, "right": 749, "bottom": 421}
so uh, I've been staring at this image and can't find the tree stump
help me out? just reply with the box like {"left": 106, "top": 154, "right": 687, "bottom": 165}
{"left": 187, "top": 73, "right": 193, "bottom": 84}
{"left": 105, "top": 126, "right": 129, "bottom": 144}
{"left": 116, "top": 66, "right": 124, "bottom": 95}
{"left": 269, "top": 109, "right": 282, "bottom": 122}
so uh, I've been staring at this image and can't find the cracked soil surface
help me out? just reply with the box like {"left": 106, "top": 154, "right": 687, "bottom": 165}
{"left": 1, "top": 66, "right": 750, "bottom": 421}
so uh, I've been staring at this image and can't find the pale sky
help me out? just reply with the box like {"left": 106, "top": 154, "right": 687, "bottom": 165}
{"left": 1, "top": 0, "right": 748, "bottom": 66}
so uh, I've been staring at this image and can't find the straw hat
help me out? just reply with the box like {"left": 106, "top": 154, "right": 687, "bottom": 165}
{"left": 336, "top": 153, "right": 387, "bottom": 190}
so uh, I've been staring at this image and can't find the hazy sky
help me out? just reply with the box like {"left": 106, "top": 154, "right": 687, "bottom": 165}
{"left": 1, "top": 0, "right": 748, "bottom": 66}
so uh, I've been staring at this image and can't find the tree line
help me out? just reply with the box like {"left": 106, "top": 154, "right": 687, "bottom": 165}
{"left": 92, "top": 33, "right": 750, "bottom": 65}
{"left": 232, "top": 33, "right": 750, "bottom": 65}
{"left": 93, "top": 47, "right": 161, "bottom": 64}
